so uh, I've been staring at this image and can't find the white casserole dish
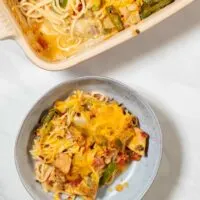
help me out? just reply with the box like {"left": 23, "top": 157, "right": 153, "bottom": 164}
{"left": 0, "top": 0, "right": 195, "bottom": 71}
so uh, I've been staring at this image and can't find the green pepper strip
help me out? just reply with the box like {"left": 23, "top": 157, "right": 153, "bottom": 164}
{"left": 106, "top": 6, "right": 124, "bottom": 32}
{"left": 59, "top": 0, "right": 68, "bottom": 8}
{"left": 92, "top": 0, "right": 102, "bottom": 11}
{"left": 143, "top": 0, "right": 161, "bottom": 5}
{"left": 115, "top": 138, "right": 123, "bottom": 149}
{"left": 140, "top": 0, "right": 174, "bottom": 19}
{"left": 41, "top": 109, "right": 56, "bottom": 126}
{"left": 99, "top": 162, "right": 117, "bottom": 186}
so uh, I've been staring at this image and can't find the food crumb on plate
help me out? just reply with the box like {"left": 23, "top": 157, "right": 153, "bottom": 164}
{"left": 115, "top": 182, "right": 129, "bottom": 192}
{"left": 124, "top": 182, "right": 129, "bottom": 188}
{"left": 108, "top": 188, "right": 113, "bottom": 192}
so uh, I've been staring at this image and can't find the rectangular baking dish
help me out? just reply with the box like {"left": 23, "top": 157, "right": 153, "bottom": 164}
{"left": 0, "top": 0, "right": 195, "bottom": 71}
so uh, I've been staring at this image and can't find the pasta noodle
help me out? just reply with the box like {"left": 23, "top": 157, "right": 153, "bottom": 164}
{"left": 16, "top": 0, "right": 143, "bottom": 61}
{"left": 31, "top": 90, "right": 149, "bottom": 200}
{"left": 14, "top": 0, "right": 174, "bottom": 61}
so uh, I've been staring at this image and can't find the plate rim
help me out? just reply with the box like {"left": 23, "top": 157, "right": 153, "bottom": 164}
{"left": 14, "top": 76, "right": 163, "bottom": 200}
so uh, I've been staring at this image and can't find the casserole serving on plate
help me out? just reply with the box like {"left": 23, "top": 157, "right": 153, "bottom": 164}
{"left": 15, "top": 76, "right": 162, "bottom": 200}
{"left": 0, "top": 0, "right": 195, "bottom": 70}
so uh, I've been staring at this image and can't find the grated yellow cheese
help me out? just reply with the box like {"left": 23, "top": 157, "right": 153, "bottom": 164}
{"left": 31, "top": 90, "right": 148, "bottom": 200}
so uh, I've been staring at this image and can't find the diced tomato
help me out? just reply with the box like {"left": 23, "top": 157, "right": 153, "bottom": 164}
{"left": 93, "top": 157, "right": 105, "bottom": 169}
{"left": 69, "top": 178, "right": 82, "bottom": 187}
{"left": 141, "top": 132, "right": 148, "bottom": 138}
{"left": 77, "top": 3, "right": 82, "bottom": 11}
{"left": 131, "top": 152, "right": 142, "bottom": 161}
{"left": 37, "top": 36, "right": 48, "bottom": 50}
{"left": 118, "top": 159, "right": 126, "bottom": 166}
{"left": 105, "top": 149, "right": 111, "bottom": 155}
{"left": 117, "top": 152, "right": 129, "bottom": 166}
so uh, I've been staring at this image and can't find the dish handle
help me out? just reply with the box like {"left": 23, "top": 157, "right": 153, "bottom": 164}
{"left": 0, "top": 6, "right": 16, "bottom": 40}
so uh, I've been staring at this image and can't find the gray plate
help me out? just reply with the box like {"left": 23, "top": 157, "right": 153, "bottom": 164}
{"left": 15, "top": 76, "right": 162, "bottom": 200}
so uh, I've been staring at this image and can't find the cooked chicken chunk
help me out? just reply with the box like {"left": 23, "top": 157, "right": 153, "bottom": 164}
{"left": 54, "top": 153, "right": 72, "bottom": 174}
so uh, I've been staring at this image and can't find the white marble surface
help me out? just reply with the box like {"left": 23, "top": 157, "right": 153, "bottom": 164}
{"left": 0, "top": 1, "right": 200, "bottom": 200}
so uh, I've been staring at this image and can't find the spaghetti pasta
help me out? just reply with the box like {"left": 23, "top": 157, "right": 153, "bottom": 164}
{"left": 31, "top": 90, "right": 149, "bottom": 200}
{"left": 16, "top": 0, "right": 143, "bottom": 61}
{"left": 15, "top": 0, "right": 174, "bottom": 61}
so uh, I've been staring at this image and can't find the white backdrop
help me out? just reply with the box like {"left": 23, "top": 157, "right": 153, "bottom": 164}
{"left": 0, "top": 1, "right": 200, "bottom": 199}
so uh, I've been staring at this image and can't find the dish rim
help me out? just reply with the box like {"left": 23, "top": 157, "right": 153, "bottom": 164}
{"left": 0, "top": 0, "right": 195, "bottom": 71}
{"left": 14, "top": 76, "right": 163, "bottom": 200}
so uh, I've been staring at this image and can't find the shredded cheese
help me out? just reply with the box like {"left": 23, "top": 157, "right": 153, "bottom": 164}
{"left": 31, "top": 90, "right": 149, "bottom": 200}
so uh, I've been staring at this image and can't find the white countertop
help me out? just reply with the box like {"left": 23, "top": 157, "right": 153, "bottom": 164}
{"left": 0, "top": 1, "right": 200, "bottom": 200}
